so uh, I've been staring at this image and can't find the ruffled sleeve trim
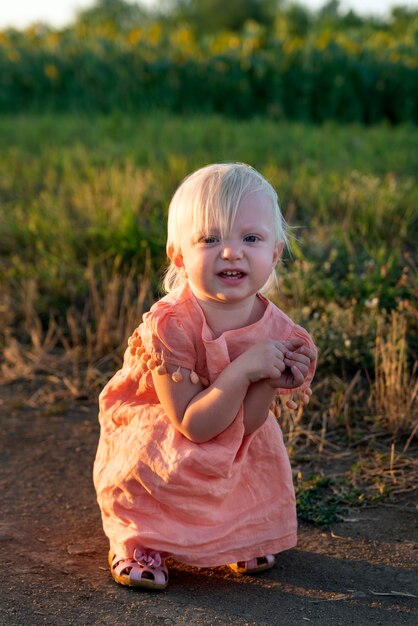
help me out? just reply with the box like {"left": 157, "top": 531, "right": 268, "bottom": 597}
{"left": 130, "top": 300, "right": 197, "bottom": 373}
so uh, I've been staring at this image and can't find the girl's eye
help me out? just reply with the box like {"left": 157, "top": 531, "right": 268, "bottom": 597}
{"left": 244, "top": 235, "right": 260, "bottom": 243}
{"left": 200, "top": 235, "right": 219, "bottom": 244}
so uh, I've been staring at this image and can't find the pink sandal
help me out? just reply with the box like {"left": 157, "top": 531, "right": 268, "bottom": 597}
{"left": 229, "top": 554, "right": 276, "bottom": 575}
{"left": 108, "top": 548, "right": 169, "bottom": 589}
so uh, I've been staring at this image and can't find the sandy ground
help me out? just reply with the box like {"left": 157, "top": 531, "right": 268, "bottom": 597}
{"left": 1, "top": 378, "right": 417, "bottom": 626}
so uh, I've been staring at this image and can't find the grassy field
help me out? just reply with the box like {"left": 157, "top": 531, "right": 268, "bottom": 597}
{"left": 1, "top": 113, "right": 417, "bottom": 505}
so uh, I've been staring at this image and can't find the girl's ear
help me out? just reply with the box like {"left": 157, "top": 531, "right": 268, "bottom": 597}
{"left": 167, "top": 244, "right": 184, "bottom": 268}
{"left": 273, "top": 242, "right": 284, "bottom": 265}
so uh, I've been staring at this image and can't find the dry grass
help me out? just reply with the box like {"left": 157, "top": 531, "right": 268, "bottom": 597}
{"left": 0, "top": 262, "right": 151, "bottom": 403}
{"left": 349, "top": 442, "right": 418, "bottom": 500}
{"left": 2, "top": 281, "right": 416, "bottom": 446}
{"left": 1, "top": 262, "right": 417, "bottom": 502}
{"left": 373, "top": 310, "right": 418, "bottom": 436}
{"left": 63, "top": 258, "right": 152, "bottom": 361}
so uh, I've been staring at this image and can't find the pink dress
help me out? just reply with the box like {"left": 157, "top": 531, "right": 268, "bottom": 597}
{"left": 93, "top": 283, "right": 316, "bottom": 567}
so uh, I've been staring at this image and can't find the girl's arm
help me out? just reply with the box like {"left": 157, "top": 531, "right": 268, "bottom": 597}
{"left": 242, "top": 380, "right": 277, "bottom": 435}
{"left": 151, "top": 339, "right": 288, "bottom": 443}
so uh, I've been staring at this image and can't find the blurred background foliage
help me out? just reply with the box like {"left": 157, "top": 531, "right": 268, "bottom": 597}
{"left": 0, "top": 0, "right": 417, "bottom": 122}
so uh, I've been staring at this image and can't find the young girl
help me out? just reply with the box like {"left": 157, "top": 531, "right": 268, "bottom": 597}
{"left": 93, "top": 163, "right": 317, "bottom": 590}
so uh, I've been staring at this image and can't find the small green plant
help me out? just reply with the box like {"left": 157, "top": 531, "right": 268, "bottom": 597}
{"left": 295, "top": 475, "right": 343, "bottom": 526}
{"left": 294, "top": 474, "right": 368, "bottom": 527}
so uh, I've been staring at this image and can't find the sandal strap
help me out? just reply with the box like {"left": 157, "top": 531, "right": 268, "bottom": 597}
{"left": 112, "top": 556, "right": 137, "bottom": 577}
{"left": 129, "top": 561, "right": 168, "bottom": 586}
{"left": 232, "top": 553, "right": 276, "bottom": 572}
{"left": 244, "top": 557, "right": 259, "bottom": 570}
{"left": 246, "top": 554, "right": 275, "bottom": 568}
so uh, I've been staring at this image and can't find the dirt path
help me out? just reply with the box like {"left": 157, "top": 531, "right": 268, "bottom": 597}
{"left": 1, "top": 379, "right": 417, "bottom": 625}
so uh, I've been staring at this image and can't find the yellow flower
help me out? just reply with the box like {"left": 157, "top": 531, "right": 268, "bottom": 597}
{"left": 171, "top": 27, "right": 194, "bottom": 47}
{"left": 210, "top": 32, "right": 240, "bottom": 54}
{"left": 8, "top": 50, "right": 20, "bottom": 62}
{"left": 148, "top": 23, "right": 162, "bottom": 46}
{"left": 44, "top": 64, "right": 58, "bottom": 80}
{"left": 283, "top": 37, "right": 303, "bottom": 54}
{"left": 128, "top": 28, "right": 142, "bottom": 46}
{"left": 227, "top": 34, "right": 240, "bottom": 50}
{"left": 316, "top": 30, "right": 332, "bottom": 50}
{"left": 338, "top": 37, "right": 360, "bottom": 54}
{"left": 46, "top": 33, "right": 60, "bottom": 49}
{"left": 389, "top": 51, "right": 400, "bottom": 63}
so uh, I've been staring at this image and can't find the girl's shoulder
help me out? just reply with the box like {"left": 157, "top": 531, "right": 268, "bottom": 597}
{"left": 136, "top": 286, "right": 201, "bottom": 370}
{"left": 267, "top": 299, "right": 316, "bottom": 346}
{"left": 144, "top": 285, "right": 200, "bottom": 332}
{"left": 265, "top": 298, "right": 295, "bottom": 332}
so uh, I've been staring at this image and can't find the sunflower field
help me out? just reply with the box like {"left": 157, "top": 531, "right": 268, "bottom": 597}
{"left": 0, "top": 4, "right": 417, "bottom": 123}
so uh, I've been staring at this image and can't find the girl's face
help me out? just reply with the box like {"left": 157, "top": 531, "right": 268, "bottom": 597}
{"left": 170, "top": 191, "right": 282, "bottom": 309}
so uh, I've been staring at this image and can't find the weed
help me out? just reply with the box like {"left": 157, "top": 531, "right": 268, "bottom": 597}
{"left": 295, "top": 474, "right": 347, "bottom": 527}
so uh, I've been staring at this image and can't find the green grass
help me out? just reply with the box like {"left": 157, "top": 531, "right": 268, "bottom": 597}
{"left": 2, "top": 113, "right": 415, "bottom": 307}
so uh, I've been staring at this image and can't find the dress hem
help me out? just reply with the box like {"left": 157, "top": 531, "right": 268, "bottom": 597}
{"left": 109, "top": 531, "right": 297, "bottom": 569}
{"left": 169, "top": 532, "right": 297, "bottom": 568}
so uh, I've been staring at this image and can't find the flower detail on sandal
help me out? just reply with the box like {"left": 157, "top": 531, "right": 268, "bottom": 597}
{"left": 109, "top": 548, "right": 169, "bottom": 589}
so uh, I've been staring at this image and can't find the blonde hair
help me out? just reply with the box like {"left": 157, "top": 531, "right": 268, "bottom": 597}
{"left": 163, "top": 162, "right": 289, "bottom": 293}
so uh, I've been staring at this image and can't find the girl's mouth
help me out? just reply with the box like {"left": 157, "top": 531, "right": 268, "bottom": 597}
{"left": 218, "top": 270, "right": 246, "bottom": 281}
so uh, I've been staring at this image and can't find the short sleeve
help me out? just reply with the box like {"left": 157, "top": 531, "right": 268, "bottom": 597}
{"left": 138, "top": 301, "right": 196, "bottom": 371}
{"left": 276, "top": 322, "right": 317, "bottom": 395}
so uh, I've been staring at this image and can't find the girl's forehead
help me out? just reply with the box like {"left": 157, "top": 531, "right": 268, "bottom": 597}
{"left": 183, "top": 189, "right": 275, "bottom": 235}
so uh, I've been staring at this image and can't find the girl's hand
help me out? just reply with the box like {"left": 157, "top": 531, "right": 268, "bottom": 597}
{"left": 270, "top": 387, "right": 313, "bottom": 416}
{"left": 284, "top": 343, "right": 316, "bottom": 383}
{"left": 237, "top": 339, "right": 288, "bottom": 383}
{"left": 285, "top": 386, "right": 313, "bottom": 410}
{"left": 266, "top": 343, "right": 316, "bottom": 390}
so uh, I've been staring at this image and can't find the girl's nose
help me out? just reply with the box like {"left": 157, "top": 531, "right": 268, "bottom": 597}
{"left": 221, "top": 242, "right": 243, "bottom": 260}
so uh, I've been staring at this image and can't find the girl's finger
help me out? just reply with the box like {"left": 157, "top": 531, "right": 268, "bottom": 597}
{"left": 282, "top": 338, "right": 304, "bottom": 350}
{"left": 285, "top": 351, "right": 310, "bottom": 366}
{"left": 274, "top": 344, "right": 286, "bottom": 357}
{"left": 284, "top": 361, "right": 308, "bottom": 376}
{"left": 294, "top": 346, "right": 316, "bottom": 361}
{"left": 291, "top": 365, "right": 304, "bottom": 386}
{"left": 284, "top": 355, "right": 309, "bottom": 371}
{"left": 285, "top": 362, "right": 308, "bottom": 378}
